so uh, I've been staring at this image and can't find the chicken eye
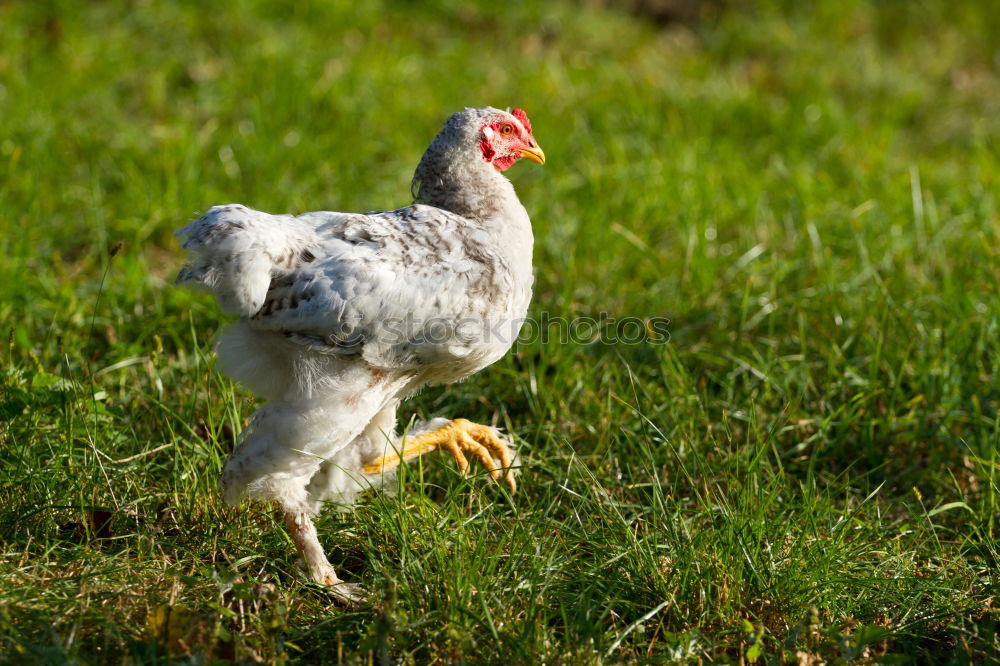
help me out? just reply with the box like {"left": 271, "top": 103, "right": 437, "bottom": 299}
{"left": 501, "top": 124, "right": 513, "bottom": 135}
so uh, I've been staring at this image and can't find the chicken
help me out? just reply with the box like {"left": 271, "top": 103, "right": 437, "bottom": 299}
{"left": 176, "top": 107, "right": 544, "bottom": 603}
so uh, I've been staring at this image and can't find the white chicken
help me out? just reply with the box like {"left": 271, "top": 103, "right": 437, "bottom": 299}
{"left": 176, "top": 107, "right": 544, "bottom": 603}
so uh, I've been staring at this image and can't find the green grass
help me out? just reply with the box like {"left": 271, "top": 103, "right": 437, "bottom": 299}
{"left": 1, "top": 0, "right": 998, "bottom": 663}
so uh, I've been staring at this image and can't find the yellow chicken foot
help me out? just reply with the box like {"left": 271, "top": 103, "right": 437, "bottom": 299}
{"left": 361, "top": 418, "right": 517, "bottom": 492}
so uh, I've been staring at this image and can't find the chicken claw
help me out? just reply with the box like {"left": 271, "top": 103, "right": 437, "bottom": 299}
{"left": 284, "top": 511, "right": 367, "bottom": 606}
{"left": 362, "top": 418, "right": 517, "bottom": 492}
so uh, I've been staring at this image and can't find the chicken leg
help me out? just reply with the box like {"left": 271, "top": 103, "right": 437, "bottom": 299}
{"left": 283, "top": 510, "right": 367, "bottom": 605}
{"left": 361, "top": 419, "right": 517, "bottom": 492}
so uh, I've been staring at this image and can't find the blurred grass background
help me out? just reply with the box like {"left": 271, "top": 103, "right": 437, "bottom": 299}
{"left": 1, "top": 0, "right": 998, "bottom": 663}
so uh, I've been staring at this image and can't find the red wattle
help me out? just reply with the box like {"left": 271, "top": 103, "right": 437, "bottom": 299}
{"left": 492, "top": 155, "right": 517, "bottom": 171}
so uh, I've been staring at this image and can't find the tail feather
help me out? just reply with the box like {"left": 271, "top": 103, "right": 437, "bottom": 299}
{"left": 175, "top": 204, "right": 309, "bottom": 317}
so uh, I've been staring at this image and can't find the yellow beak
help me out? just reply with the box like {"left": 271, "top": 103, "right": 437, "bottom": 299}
{"left": 519, "top": 145, "right": 546, "bottom": 165}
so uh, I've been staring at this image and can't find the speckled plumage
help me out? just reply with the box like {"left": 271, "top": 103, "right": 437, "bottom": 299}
{"left": 176, "top": 108, "right": 541, "bottom": 589}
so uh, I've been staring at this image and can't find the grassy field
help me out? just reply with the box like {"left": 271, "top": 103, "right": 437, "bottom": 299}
{"left": 1, "top": 0, "right": 998, "bottom": 663}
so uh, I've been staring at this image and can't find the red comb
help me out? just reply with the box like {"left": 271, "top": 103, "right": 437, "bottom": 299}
{"left": 512, "top": 108, "right": 532, "bottom": 134}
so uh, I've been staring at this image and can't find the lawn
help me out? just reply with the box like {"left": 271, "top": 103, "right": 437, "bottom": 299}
{"left": 1, "top": 0, "right": 998, "bottom": 663}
